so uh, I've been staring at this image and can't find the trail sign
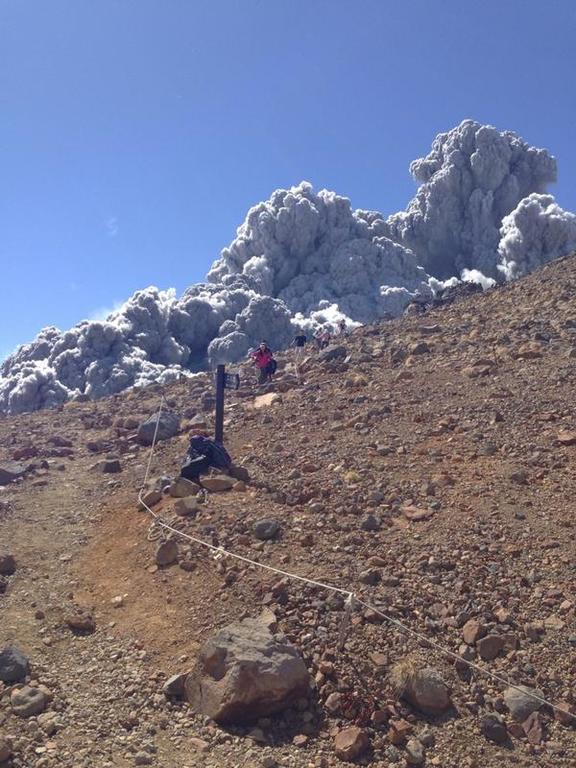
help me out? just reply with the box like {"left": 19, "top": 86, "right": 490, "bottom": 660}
{"left": 224, "top": 373, "right": 240, "bottom": 390}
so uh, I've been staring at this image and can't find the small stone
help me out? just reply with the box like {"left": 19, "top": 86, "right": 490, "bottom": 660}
{"left": 477, "top": 634, "right": 504, "bottom": 660}
{"left": 138, "top": 490, "right": 162, "bottom": 510}
{"left": 136, "top": 411, "right": 180, "bottom": 446}
{"left": 0, "top": 553, "right": 16, "bottom": 575}
{"left": 462, "top": 618, "right": 485, "bottom": 645}
{"left": 360, "top": 514, "right": 381, "bottom": 531}
{"left": 325, "top": 692, "right": 342, "bottom": 715}
{"left": 0, "top": 462, "right": 26, "bottom": 485}
{"left": 405, "top": 738, "right": 425, "bottom": 766}
{"left": 202, "top": 475, "right": 235, "bottom": 492}
{"left": 292, "top": 734, "right": 308, "bottom": 748}
{"left": 189, "top": 737, "right": 210, "bottom": 752}
{"left": 253, "top": 519, "right": 281, "bottom": 541}
{"left": 554, "top": 701, "right": 576, "bottom": 726}
{"left": 169, "top": 477, "right": 202, "bottom": 497}
{"left": 359, "top": 568, "right": 381, "bottom": 585}
{"left": 0, "top": 645, "right": 30, "bottom": 683}
{"left": 523, "top": 711, "right": 543, "bottom": 744}
{"left": 173, "top": 497, "right": 199, "bottom": 517}
{"left": 101, "top": 458, "right": 122, "bottom": 473}
{"left": 403, "top": 667, "right": 451, "bottom": 714}
{"left": 163, "top": 673, "right": 189, "bottom": 699}
{"left": 66, "top": 612, "right": 96, "bottom": 634}
{"left": 11, "top": 685, "right": 48, "bottom": 717}
{"left": 228, "top": 463, "right": 250, "bottom": 483}
{"left": 481, "top": 714, "right": 508, "bottom": 744}
{"left": 155, "top": 539, "right": 179, "bottom": 567}
{"left": 334, "top": 726, "right": 370, "bottom": 761}
{"left": 388, "top": 719, "right": 413, "bottom": 745}
{"left": 134, "top": 752, "right": 154, "bottom": 766}
{"left": 557, "top": 430, "right": 576, "bottom": 446}
{"left": 37, "top": 712, "right": 58, "bottom": 736}
{"left": 0, "top": 738, "right": 12, "bottom": 763}
{"left": 504, "top": 685, "right": 544, "bottom": 721}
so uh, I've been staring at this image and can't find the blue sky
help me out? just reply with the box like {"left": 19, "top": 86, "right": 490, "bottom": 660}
{"left": 1, "top": 0, "right": 575, "bottom": 360}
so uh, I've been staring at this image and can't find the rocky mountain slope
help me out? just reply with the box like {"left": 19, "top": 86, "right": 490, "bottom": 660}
{"left": 1, "top": 254, "right": 576, "bottom": 768}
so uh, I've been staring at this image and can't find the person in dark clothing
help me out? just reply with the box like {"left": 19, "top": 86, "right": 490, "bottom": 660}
{"left": 292, "top": 333, "right": 307, "bottom": 363}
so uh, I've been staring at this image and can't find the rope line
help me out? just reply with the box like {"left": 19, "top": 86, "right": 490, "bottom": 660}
{"left": 137, "top": 395, "right": 575, "bottom": 721}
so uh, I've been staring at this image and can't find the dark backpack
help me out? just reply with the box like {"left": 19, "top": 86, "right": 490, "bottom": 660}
{"left": 188, "top": 435, "right": 232, "bottom": 470}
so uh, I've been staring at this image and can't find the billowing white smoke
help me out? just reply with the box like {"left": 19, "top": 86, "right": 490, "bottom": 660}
{"left": 497, "top": 193, "right": 576, "bottom": 280}
{"left": 1, "top": 120, "right": 573, "bottom": 415}
{"left": 386, "top": 119, "right": 557, "bottom": 278}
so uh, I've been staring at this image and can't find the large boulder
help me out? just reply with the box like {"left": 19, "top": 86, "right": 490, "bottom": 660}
{"left": 0, "top": 646, "right": 30, "bottom": 683}
{"left": 185, "top": 618, "right": 310, "bottom": 723}
{"left": 136, "top": 411, "right": 180, "bottom": 446}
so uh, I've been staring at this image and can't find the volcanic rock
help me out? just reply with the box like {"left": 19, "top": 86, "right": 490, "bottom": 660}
{"left": 0, "top": 553, "right": 16, "bottom": 576}
{"left": 174, "top": 497, "right": 199, "bottom": 517}
{"left": 137, "top": 411, "right": 180, "bottom": 446}
{"left": 202, "top": 475, "right": 234, "bottom": 492}
{"left": 481, "top": 714, "right": 508, "bottom": 744}
{"left": 0, "top": 646, "right": 29, "bottom": 683}
{"left": 253, "top": 518, "right": 281, "bottom": 541}
{"left": 403, "top": 667, "right": 451, "bottom": 714}
{"left": 0, "top": 462, "right": 26, "bottom": 485}
{"left": 169, "top": 477, "right": 201, "bottom": 497}
{"left": 11, "top": 685, "right": 48, "bottom": 717}
{"left": 504, "top": 685, "right": 544, "bottom": 721}
{"left": 185, "top": 617, "right": 310, "bottom": 723}
{"left": 333, "top": 726, "right": 370, "bottom": 761}
{"left": 0, "top": 738, "right": 12, "bottom": 763}
{"left": 155, "top": 539, "right": 179, "bottom": 567}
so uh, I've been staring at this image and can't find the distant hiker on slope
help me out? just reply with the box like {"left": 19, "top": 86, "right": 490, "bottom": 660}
{"left": 251, "top": 341, "right": 274, "bottom": 385}
{"left": 337, "top": 319, "right": 347, "bottom": 336}
{"left": 292, "top": 332, "right": 307, "bottom": 362}
{"left": 319, "top": 326, "right": 332, "bottom": 349}
{"left": 292, "top": 331, "right": 307, "bottom": 383}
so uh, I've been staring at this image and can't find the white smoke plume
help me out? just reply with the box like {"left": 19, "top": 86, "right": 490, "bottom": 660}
{"left": 1, "top": 120, "right": 573, "bottom": 415}
{"left": 386, "top": 119, "right": 557, "bottom": 278}
{"left": 497, "top": 193, "right": 576, "bottom": 280}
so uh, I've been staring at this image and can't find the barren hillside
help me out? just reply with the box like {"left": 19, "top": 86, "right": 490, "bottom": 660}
{"left": 1, "top": 254, "right": 576, "bottom": 768}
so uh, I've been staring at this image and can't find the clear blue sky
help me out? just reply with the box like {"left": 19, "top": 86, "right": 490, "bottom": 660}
{"left": 2, "top": 0, "right": 575, "bottom": 360}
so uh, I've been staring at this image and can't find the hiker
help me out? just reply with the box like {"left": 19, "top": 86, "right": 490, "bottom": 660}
{"left": 313, "top": 328, "right": 324, "bottom": 351}
{"left": 251, "top": 341, "right": 274, "bottom": 385}
{"left": 292, "top": 331, "right": 307, "bottom": 363}
{"left": 337, "top": 319, "right": 347, "bottom": 336}
{"left": 180, "top": 432, "right": 231, "bottom": 483}
{"left": 319, "top": 326, "right": 332, "bottom": 349}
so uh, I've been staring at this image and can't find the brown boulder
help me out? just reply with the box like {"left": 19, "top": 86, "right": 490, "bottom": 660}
{"left": 185, "top": 618, "right": 310, "bottom": 724}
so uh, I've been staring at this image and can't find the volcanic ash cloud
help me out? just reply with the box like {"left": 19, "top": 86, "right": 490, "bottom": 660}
{"left": 1, "top": 119, "right": 574, "bottom": 415}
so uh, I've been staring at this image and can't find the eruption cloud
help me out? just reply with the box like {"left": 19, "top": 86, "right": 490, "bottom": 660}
{"left": 1, "top": 120, "right": 574, "bottom": 414}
